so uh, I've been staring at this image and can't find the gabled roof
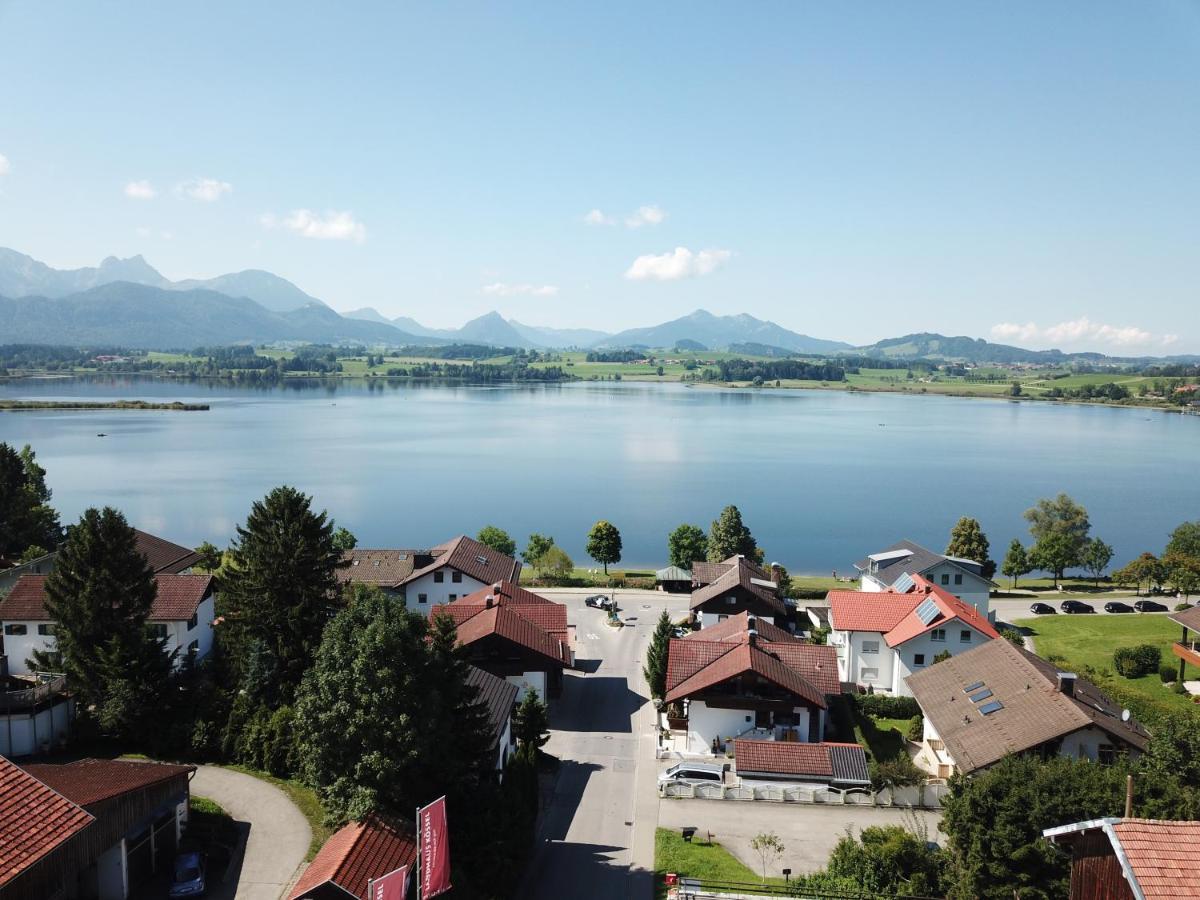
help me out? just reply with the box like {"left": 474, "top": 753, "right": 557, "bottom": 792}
{"left": 465, "top": 664, "right": 519, "bottom": 752}
{"left": 656, "top": 565, "right": 693, "bottom": 582}
{"left": 20, "top": 759, "right": 195, "bottom": 808}
{"left": 1169, "top": 605, "right": 1200, "bottom": 634}
{"left": 133, "top": 529, "right": 202, "bottom": 573}
{"left": 336, "top": 549, "right": 418, "bottom": 588}
{"left": 881, "top": 576, "right": 999, "bottom": 647}
{"left": 434, "top": 603, "right": 572, "bottom": 668}
{"left": 906, "top": 639, "right": 1150, "bottom": 774}
{"left": 664, "top": 635, "right": 839, "bottom": 706}
{"left": 0, "top": 755, "right": 94, "bottom": 888}
{"left": 733, "top": 740, "right": 870, "bottom": 786}
{"left": 854, "top": 539, "right": 992, "bottom": 588}
{"left": 287, "top": 812, "right": 417, "bottom": 900}
{"left": 692, "top": 558, "right": 737, "bottom": 585}
{"left": 690, "top": 557, "right": 785, "bottom": 616}
{"left": 403, "top": 535, "right": 521, "bottom": 587}
{"left": 440, "top": 581, "right": 569, "bottom": 645}
{"left": 681, "top": 611, "right": 798, "bottom": 645}
{"left": 827, "top": 576, "right": 998, "bottom": 647}
{"left": 0, "top": 574, "right": 214, "bottom": 623}
{"left": 1044, "top": 817, "right": 1200, "bottom": 900}
{"left": 828, "top": 590, "right": 922, "bottom": 633}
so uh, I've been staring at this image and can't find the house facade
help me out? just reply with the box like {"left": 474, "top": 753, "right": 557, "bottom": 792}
{"left": 0, "top": 574, "right": 217, "bottom": 676}
{"left": 466, "top": 663, "right": 519, "bottom": 775}
{"left": 1043, "top": 817, "right": 1200, "bottom": 900}
{"left": 828, "top": 575, "right": 999, "bottom": 696}
{"left": 906, "top": 639, "right": 1149, "bottom": 778}
{"left": 855, "top": 539, "right": 994, "bottom": 619}
{"left": 689, "top": 556, "right": 786, "bottom": 628}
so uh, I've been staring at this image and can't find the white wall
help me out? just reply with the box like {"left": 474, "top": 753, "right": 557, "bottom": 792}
{"left": 1, "top": 622, "right": 53, "bottom": 675}
{"left": 495, "top": 717, "right": 513, "bottom": 774}
{"left": 0, "top": 698, "right": 73, "bottom": 757}
{"left": 686, "top": 701, "right": 756, "bottom": 755}
{"left": 890, "top": 624, "right": 993, "bottom": 695}
{"left": 405, "top": 570, "right": 489, "bottom": 617}
{"left": 842, "top": 630, "right": 895, "bottom": 692}
{"left": 921, "top": 562, "right": 991, "bottom": 617}
{"left": 1060, "top": 725, "right": 1142, "bottom": 764}
{"left": 96, "top": 840, "right": 127, "bottom": 900}
{"left": 859, "top": 575, "right": 886, "bottom": 593}
{"left": 506, "top": 670, "right": 546, "bottom": 704}
{"left": 699, "top": 611, "right": 774, "bottom": 629}
{"left": 155, "top": 594, "right": 216, "bottom": 665}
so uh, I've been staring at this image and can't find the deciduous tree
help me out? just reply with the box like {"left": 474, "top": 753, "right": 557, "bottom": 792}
{"left": 1025, "top": 493, "right": 1090, "bottom": 556}
{"left": 537, "top": 545, "right": 574, "bottom": 581}
{"left": 1166, "top": 521, "right": 1200, "bottom": 561}
{"left": 667, "top": 523, "right": 707, "bottom": 570}
{"left": 523, "top": 533, "right": 555, "bottom": 565}
{"left": 477, "top": 525, "right": 516, "bottom": 558}
{"left": 331, "top": 527, "right": 357, "bottom": 551}
{"left": 750, "top": 831, "right": 785, "bottom": 883}
{"left": 1080, "top": 538, "right": 1114, "bottom": 585}
{"left": 586, "top": 520, "right": 622, "bottom": 574}
{"left": 1030, "top": 531, "right": 1079, "bottom": 587}
{"left": 1001, "top": 539, "right": 1032, "bottom": 588}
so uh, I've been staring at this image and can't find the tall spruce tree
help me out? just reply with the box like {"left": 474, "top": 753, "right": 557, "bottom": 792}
{"left": 643, "top": 609, "right": 674, "bottom": 699}
{"left": 945, "top": 517, "right": 996, "bottom": 580}
{"left": 223, "top": 486, "right": 344, "bottom": 704}
{"left": 42, "top": 507, "right": 171, "bottom": 732}
{"left": 0, "top": 442, "right": 62, "bottom": 560}
{"left": 512, "top": 689, "right": 550, "bottom": 761}
{"left": 708, "top": 505, "right": 758, "bottom": 562}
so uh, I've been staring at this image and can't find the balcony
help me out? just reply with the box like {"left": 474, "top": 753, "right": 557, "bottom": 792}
{"left": 1173, "top": 640, "right": 1200, "bottom": 669}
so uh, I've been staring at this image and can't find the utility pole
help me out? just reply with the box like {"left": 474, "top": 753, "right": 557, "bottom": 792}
{"left": 1125, "top": 774, "right": 1134, "bottom": 818}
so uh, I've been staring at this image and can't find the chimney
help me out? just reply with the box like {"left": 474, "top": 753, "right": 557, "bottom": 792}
{"left": 747, "top": 630, "right": 757, "bottom": 646}
{"left": 746, "top": 614, "right": 757, "bottom": 633}
{"left": 1057, "top": 672, "right": 1077, "bottom": 697}
{"left": 485, "top": 595, "right": 494, "bottom": 609}
{"left": 770, "top": 562, "right": 783, "bottom": 584}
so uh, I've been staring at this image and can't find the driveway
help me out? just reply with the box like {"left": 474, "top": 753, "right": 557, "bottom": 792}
{"left": 518, "top": 589, "right": 690, "bottom": 900}
{"left": 190, "top": 766, "right": 311, "bottom": 900}
{"left": 658, "top": 798, "right": 943, "bottom": 877}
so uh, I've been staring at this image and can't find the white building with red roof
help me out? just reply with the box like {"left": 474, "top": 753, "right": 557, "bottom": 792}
{"left": 1044, "top": 817, "right": 1200, "bottom": 900}
{"left": 0, "top": 574, "right": 217, "bottom": 676}
{"left": 827, "top": 574, "right": 998, "bottom": 696}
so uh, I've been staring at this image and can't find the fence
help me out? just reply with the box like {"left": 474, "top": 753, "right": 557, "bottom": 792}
{"left": 661, "top": 781, "right": 949, "bottom": 810}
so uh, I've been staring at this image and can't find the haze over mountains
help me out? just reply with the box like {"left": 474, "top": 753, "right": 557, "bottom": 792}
{"left": 1, "top": 248, "right": 1192, "bottom": 363}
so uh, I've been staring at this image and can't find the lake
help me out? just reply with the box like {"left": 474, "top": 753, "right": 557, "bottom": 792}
{"left": 1, "top": 377, "right": 1196, "bottom": 575}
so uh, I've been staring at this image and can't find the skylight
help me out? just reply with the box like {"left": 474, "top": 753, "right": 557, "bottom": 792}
{"left": 963, "top": 681, "right": 985, "bottom": 693}
{"left": 979, "top": 700, "right": 1004, "bottom": 715}
{"left": 968, "top": 688, "right": 993, "bottom": 704}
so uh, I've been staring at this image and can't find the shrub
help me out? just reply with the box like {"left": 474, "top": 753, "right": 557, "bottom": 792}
{"left": 999, "top": 627, "right": 1025, "bottom": 648}
{"left": 855, "top": 693, "right": 921, "bottom": 719}
{"left": 1176, "top": 602, "right": 1195, "bottom": 612}
{"left": 1161, "top": 664, "right": 1178, "bottom": 684}
{"left": 869, "top": 754, "right": 924, "bottom": 790}
{"left": 906, "top": 715, "right": 924, "bottom": 742}
{"left": 1113, "top": 644, "right": 1162, "bottom": 678}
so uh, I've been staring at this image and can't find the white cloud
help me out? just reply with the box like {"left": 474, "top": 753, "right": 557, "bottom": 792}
{"left": 990, "top": 317, "right": 1175, "bottom": 349}
{"left": 176, "top": 177, "right": 232, "bottom": 202}
{"left": 482, "top": 282, "right": 559, "bottom": 297}
{"left": 124, "top": 180, "right": 156, "bottom": 200}
{"left": 261, "top": 209, "right": 367, "bottom": 242}
{"left": 624, "top": 204, "right": 666, "bottom": 228}
{"left": 0, "top": 154, "right": 9, "bottom": 176}
{"left": 584, "top": 209, "right": 614, "bottom": 225}
{"left": 624, "top": 246, "right": 731, "bottom": 281}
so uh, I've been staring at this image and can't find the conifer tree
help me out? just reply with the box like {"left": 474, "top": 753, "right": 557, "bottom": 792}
{"left": 946, "top": 517, "right": 996, "bottom": 580}
{"left": 707, "top": 505, "right": 758, "bottom": 562}
{"left": 643, "top": 609, "right": 674, "bottom": 700}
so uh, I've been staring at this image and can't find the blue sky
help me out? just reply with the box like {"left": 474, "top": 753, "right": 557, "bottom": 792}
{"left": 1, "top": 2, "right": 1198, "bottom": 350}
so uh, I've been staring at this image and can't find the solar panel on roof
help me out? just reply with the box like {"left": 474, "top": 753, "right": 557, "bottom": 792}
{"left": 915, "top": 598, "right": 940, "bottom": 625}
{"left": 893, "top": 572, "right": 916, "bottom": 593}
{"left": 968, "top": 688, "right": 993, "bottom": 704}
{"left": 963, "top": 681, "right": 985, "bottom": 693}
{"left": 979, "top": 700, "right": 1004, "bottom": 715}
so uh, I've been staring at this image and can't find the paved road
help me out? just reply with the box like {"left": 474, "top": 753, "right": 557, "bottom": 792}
{"left": 990, "top": 596, "right": 1176, "bottom": 626}
{"left": 190, "top": 765, "right": 311, "bottom": 900}
{"left": 519, "top": 589, "right": 689, "bottom": 900}
{"left": 659, "top": 798, "right": 943, "bottom": 877}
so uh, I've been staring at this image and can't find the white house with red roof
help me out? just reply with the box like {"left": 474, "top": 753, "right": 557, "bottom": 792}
{"left": 689, "top": 555, "right": 786, "bottom": 628}
{"left": 827, "top": 574, "right": 998, "bottom": 696}
{"left": 855, "top": 539, "right": 995, "bottom": 619}
{"left": 0, "top": 574, "right": 217, "bottom": 676}
{"left": 663, "top": 612, "right": 840, "bottom": 756}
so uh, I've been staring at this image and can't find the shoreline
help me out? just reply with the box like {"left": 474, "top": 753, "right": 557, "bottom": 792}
{"left": 0, "top": 399, "right": 209, "bottom": 411}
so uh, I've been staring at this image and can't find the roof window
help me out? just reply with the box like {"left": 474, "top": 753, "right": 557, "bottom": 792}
{"left": 979, "top": 700, "right": 1004, "bottom": 715}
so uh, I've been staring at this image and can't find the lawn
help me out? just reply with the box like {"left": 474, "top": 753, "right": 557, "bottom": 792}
{"left": 223, "top": 765, "right": 332, "bottom": 860}
{"left": 186, "top": 796, "right": 237, "bottom": 882}
{"left": 655, "top": 827, "right": 787, "bottom": 898}
{"left": 1014, "top": 613, "right": 1194, "bottom": 712}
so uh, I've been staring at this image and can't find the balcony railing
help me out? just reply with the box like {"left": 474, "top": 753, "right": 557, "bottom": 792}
{"left": 1173, "top": 641, "right": 1200, "bottom": 667}
{"left": 1, "top": 673, "right": 67, "bottom": 712}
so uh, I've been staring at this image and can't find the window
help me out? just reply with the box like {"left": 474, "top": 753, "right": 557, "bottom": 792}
{"left": 452, "top": 571, "right": 463, "bottom": 584}
{"left": 37, "top": 624, "right": 56, "bottom": 636}
{"left": 861, "top": 640, "right": 880, "bottom": 654}
{"left": 861, "top": 667, "right": 879, "bottom": 683}
{"left": 187, "top": 639, "right": 199, "bottom": 655}
{"left": 4, "top": 624, "right": 27, "bottom": 636}
{"left": 1098, "top": 744, "right": 1117, "bottom": 765}
{"left": 954, "top": 573, "right": 963, "bottom": 585}
{"left": 149, "top": 624, "right": 168, "bottom": 640}
{"left": 941, "top": 573, "right": 950, "bottom": 585}
{"left": 717, "top": 614, "right": 728, "bottom": 622}
{"left": 448, "top": 594, "right": 457, "bottom": 602}
{"left": 725, "top": 596, "right": 737, "bottom": 605}
{"left": 914, "top": 653, "right": 926, "bottom": 666}
{"left": 418, "top": 593, "right": 428, "bottom": 604}
{"left": 931, "top": 628, "right": 946, "bottom": 642}
{"left": 960, "top": 630, "right": 972, "bottom": 643}
{"left": 187, "top": 612, "right": 198, "bottom": 631}
{"left": 434, "top": 571, "right": 444, "bottom": 583}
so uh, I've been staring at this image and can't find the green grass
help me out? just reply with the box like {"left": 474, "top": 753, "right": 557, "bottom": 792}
{"left": 853, "top": 710, "right": 908, "bottom": 762}
{"left": 655, "top": 828, "right": 787, "bottom": 898}
{"left": 222, "top": 765, "right": 332, "bottom": 860}
{"left": 1014, "top": 614, "right": 1195, "bottom": 711}
{"left": 190, "top": 795, "right": 229, "bottom": 817}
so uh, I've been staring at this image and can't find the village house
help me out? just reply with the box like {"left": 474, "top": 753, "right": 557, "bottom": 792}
{"left": 1044, "top": 817, "right": 1200, "bottom": 900}
{"left": 906, "top": 638, "right": 1149, "bottom": 778}
{"left": 432, "top": 581, "right": 573, "bottom": 702}
{"left": 827, "top": 574, "right": 999, "bottom": 696}
{"left": 0, "top": 574, "right": 217, "bottom": 677}
{"left": 689, "top": 555, "right": 787, "bottom": 628}
{"left": 855, "top": 539, "right": 994, "bottom": 619}
{"left": 466, "top": 663, "right": 520, "bottom": 775}
{"left": 287, "top": 812, "right": 417, "bottom": 900}
{"left": 1, "top": 755, "right": 195, "bottom": 900}
{"left": 732, "top": 739, "right": 871, "bottom": 790}
{"left": 1, "top": 662, "right": 72, "bottom": 757}
{"left": 663, "top": 611, "right": 840, "bottom": 756}
{"left": 337, "top": 535, "right": 521, "bottom": 616}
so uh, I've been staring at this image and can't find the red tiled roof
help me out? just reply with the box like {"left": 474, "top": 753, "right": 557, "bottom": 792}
{"left": 404, "top": 535, "right": 521, "bottom": 588}
{"left": 440, "top": 582, "right": 569, "bottom": 645}
{"left": 734, "top": 740, "right": 833, "bottom": 776}
{"left": 434, "top": 604, "right": 572, "bottom": 667}
{"left": 681, "top": 611, "right": 799, "bottom": 645}
{"left": 1112, "top": 819, "right": 1200, "bottom": 899}
{"left": 882, "top": 575, "right": 999, "bottom": 647}
{"left": 287, "top": 812, "right": 417, "bottom": 900}
{"left": 20, "top": 759, "right": 194, "bottom": 808}
{"left": 664, "top": 637, "right": 838, "bottom": 706}
{"left": 0, "top": 756, "right": 94, "bottom": 888}
{"left": 827, "top": 590, "right": 921, "bottom": 633}
{"left": 457, "top": 581, "right": 557, "bottom": 607}
{"left": 0, "top": 574, "right": 213, "bottom": 623}
{"left": 133, "top": 529, "right": 202, "bottom": 573}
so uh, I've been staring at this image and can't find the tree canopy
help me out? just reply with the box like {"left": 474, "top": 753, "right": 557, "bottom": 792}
{"left": 477, "top": 525, "right": 517, "bottom": 558}
{"left": 0, "top": 442, "right": 62, "bottom": 561}
{"left": 586, "top": 520, "right": 622, "bottom": 574}
{"left": 707, "top": 505, "right": 758, "bottom": 562}
{"left": 1166, "top": 521, "right": 1200, "bottom": 560}
{"left": 667, "top": 523, "right": 707, "bottom": 570}
{"left": 522, "top": 533, "right": 555, "bottom": 565}
{"left": 331, "top": 526, "right": 357, "bottom": 551}
{"left": 643, "top": 610, "right": 673, "bottom": 700}
{"left": 945, "top": 517, "right": 995, "bottom": 579}
{"left": 1000, "top": 539, "right": 1032, "bottom": 588}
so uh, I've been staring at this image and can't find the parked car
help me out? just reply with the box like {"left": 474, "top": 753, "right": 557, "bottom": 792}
{"left": 169, "top": 851, "right": 206, "bottom": 898}
{"left": 1060, "top": 600, "right": 1095, "bottom": 614}
{"left": 1104, "top": 601, "right": 1133, "bottom": 613}
{"left": 658, "top": 762, "right": 728, "bottom": 788}
{"left": 1029, "top": 602, "right": 1056, "bottom": 615}
{"left": 1134, "top": 599, "right": 1168, "bottom": 612}
{"left": 585, "top": 594, "right": 615, "bottom": 610}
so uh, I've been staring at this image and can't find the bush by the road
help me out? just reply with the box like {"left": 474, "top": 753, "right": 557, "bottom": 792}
{"left": 1113, "top": 644, "right": 1162, "bottom": 678}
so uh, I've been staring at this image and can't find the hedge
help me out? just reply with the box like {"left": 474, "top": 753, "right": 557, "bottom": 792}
{"left": 855, "top": 693, "right": 921, "bottom": 719}
{"left": 1112, "top": 644, "right": 1162, "bottom": 679}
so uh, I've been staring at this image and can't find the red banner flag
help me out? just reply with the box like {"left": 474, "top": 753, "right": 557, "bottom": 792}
{"left": 419, "top": 796, "right": 452, "bottom": 899}
{"left": 369, "top": 866, "right": 408, "bottom": 900}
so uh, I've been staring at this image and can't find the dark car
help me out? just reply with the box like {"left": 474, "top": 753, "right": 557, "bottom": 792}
{"left": 1029, "top": 602, "right": 1056, "bottom": 615}
{"left": 1134, "top": 599, "right": 1168, "bottom": 613}
{"left": 1104, "top": 601, "right": 1133, "bottom": 613}
{"left": 169, "top": 850, "right": 205, "bottom": 898}
{"left": 585, "top": 594, "right": 615, "bottom": 611}
{"left": 1061, "top": 599, "right": 1095, "bottom": 614}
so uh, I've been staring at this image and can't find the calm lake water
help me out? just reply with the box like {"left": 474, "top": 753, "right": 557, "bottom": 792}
{"left": 1, "top": 378, "right": 1196, "bottom": 574}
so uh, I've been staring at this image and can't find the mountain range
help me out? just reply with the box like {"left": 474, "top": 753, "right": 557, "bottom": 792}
{"left": 1, "top": 248, "right": 1193, "bottom": 363}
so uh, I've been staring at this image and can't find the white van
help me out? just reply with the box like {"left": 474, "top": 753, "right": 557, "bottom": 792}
{"left": 657, "top": 762, "right": 728, "bottom": 788}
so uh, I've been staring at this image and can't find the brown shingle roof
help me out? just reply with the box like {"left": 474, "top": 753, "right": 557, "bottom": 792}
{"left": 133, "top": 529, "right": 202, "bottom": 573}
{"left": 0, "top": 574, "right": 213, "bottom": 623}
{"left": 906, "top": 640, "right": 1150, "bottom": 774}
{"left": 440, "top": 582, "right": 570, "bottom": 646}
{"left": 336, "top": 549, "right": 418, "bottom": 587}
{"left": 287, "top": 812, "right": 417, "bottom": 900}
{"left": 692, "top": 559, "right": 736, "bottom": 585}
{"left": 404, "top": 535, "right": 521, "bottom": 587}
{"left": 681, "top": 611, "right": 798, "bottom": 645}
{"left": 733, "top": 740, "right": 870, "bottom": 785}
{"left": 1169, "top": 605, "right": 1200, "bottom": 634}
{"left": 690, "top": 558, "right": 785, "bottom": 616}
{"left": 21, "top": 759, "right": 195, "bottom": 808}
{"left": 466, "top": 664, "right": 519, "bottom": 753}
{"left": 1045, "top": 818, "right": 1200, "bottom": 900}
{"left": 664, "top": 637, "right": 838, "bottom": 706}
{"left": 0, "top": 755, "right": 94, "bottom": 888}
{"left": 434, "top": 604, "right": 572, "bottom": 668}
